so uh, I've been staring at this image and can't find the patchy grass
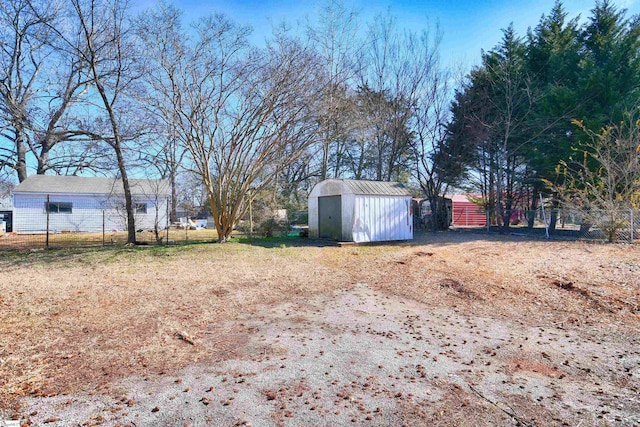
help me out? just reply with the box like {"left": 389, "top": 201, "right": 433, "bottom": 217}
{"left": 0, "top": 228, "right": 220, "bottom": 250}
{"left": 0, "top": 231, "right": 639, "bottom": 425}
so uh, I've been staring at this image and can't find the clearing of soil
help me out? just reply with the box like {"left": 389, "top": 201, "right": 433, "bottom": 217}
{"left": 0, "top": 230, "right": 639, "bottom": 426}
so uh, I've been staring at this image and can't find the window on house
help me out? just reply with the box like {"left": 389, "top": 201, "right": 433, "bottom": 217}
{"left": 46, "top": 202, "right": 73, "bottom": 214}
{"left": 135, "top": 203, "right": 147, "bottom": 214}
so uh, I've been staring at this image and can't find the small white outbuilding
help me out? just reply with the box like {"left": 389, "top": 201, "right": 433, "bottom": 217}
{"left": 12, "top": 175, "right": 170, "bottom": 233}
{"left": 308, "top": 179, "right": 413, "bottom": 243}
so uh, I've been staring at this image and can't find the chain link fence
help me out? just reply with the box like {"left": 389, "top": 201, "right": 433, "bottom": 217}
{"left": 480, "top": 207, "right": 639, "bottom": 243}
{"left": 4, "top": 196, "right": 638, "bottom": 249}
{"left": 0, "top": 195, "right": 219, "bottom": 250}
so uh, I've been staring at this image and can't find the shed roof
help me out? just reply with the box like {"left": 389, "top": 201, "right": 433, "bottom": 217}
{"left": 311, "top": 179, "right": 412, "bottom": 197}
{"left": 449, "top": 194, "right": 482, "bottom": 203}
{"left": 343, "top": 179, "right": 412, "bottom": 196}
{"left": 13, "top": 175, "right": 170, "bottom": 196}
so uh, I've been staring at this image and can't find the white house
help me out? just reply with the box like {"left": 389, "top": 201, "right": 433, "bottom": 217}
{"left": 12, "top": 175, "right": 170, "bottom": 233}
{"left": 308, "top": 179, "right": 413, "bottom": 243}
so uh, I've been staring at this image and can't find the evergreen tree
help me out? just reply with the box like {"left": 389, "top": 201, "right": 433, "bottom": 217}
{"left": 524, "top": 1, "right": 582, "bottom": 227}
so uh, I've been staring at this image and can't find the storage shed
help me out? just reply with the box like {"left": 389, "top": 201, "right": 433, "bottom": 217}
{"left": 308, "top": 179, "right": 413, "bottom": 242}
{"left": 450, "top": 194, "right": 486, "bottom": 226}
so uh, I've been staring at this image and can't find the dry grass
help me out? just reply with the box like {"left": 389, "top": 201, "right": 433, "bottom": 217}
{"left": 0, "top": 228, "right": 218, "bottom": 250}
{"left": 0, "top": 240, "right": 350, "bottom": 406}
{"left": 0, "top": 228, "right": 219, "bottom": 249}
{"left": 0, "top": 231, "right": 639, "bottom": 422}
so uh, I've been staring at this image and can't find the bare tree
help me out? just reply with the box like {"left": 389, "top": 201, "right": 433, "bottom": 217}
{"left": 134, "top": 3, "right": 190, "bottom": 223}
{"left": 138, "top": 9, "right": 321, "bottom": 242}
{"left": 306, "top": 0, "right": 362, "bottom": 181}
{"left": 0, "top": 0, "right": 53, "bottom": 181}
{"left": 0, "top": 0, "right": 105, "bottom": 182}
{"left": 553, "top": 113, "right": 640, "bottom": 242}
{"left": 410, "top": 48, "right": 458, "bottom": 230}
{"left": 356, "top": 12, "right": 433, "bottom": 183}
{"left": 0, "top": 174, "right": 14, "bottom": 198}
{"left": 50, "top": 0, "right": 141, "bottom": 244}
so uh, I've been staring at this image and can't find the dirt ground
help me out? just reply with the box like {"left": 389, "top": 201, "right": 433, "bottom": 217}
{"left": 0, "top": 230, "right": 639, "bottom": 426}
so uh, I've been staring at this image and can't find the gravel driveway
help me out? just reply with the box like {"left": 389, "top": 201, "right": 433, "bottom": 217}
{"left": 21, "top": 283, "right": 640, "bottom": 426}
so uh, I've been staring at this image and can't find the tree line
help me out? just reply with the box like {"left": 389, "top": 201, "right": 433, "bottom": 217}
{"left": 446, "top": 0, "right": 640, "bottom": 234}
{"left": 1, "top": 0, "right": 639, "bottom": 242}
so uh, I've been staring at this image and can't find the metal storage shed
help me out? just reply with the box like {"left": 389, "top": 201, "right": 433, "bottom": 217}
{"left": 308, "top": 179, "right": 413, "bottom": 242}
{"left": 450, "top": 194, "right": 486, "bottom": 226}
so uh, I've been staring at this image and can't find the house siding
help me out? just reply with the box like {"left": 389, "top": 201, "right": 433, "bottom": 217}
{"left": 13, "top": 193, "right": 168, "bottom": 233}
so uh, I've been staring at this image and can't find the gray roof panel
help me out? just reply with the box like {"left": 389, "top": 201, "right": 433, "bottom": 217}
{"left": 13, "top": 175, "right": 170, "bottom": 196}
{"left": 342, "top": 179, "right": 412, "bottom": 196}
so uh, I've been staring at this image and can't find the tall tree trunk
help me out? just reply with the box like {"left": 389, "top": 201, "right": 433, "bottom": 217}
{"left": 76, "top": 0, "right": 137, "bottom": 245}
{"left": 527, "top": 188, "right": 538, "bottom": 228}
{"left": 36, "top": 136, "right": 55, "bottom": 175}
{"left": 170, "top": 167, "right": 177, "bottom": 223}
{"left": 549, "top": 198, "right": 559, "bottom": 233}
{"left": 15, "top": 127, "right": 28, "bottom": 182}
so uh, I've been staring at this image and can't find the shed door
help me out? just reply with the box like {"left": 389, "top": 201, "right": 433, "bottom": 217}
{"left": 318, "top": 195, "right": 342, "bottom": 240}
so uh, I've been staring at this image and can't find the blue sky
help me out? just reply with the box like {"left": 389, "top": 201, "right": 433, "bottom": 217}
{"left": 134, "top": 0, "right": 640, "bottom": 70}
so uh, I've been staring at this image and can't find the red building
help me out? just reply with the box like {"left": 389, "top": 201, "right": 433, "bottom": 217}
{"left": 450, "top": 194, "right": 486, "bottom": 226}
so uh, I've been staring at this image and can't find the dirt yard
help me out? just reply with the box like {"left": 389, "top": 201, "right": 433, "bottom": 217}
{"left": 1, "top": 231, "right": 639, "bottom": 426}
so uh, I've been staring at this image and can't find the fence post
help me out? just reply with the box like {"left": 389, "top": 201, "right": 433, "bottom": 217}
{"left": 631, "top": 210, "right": 634, "bottom": 243}
{"left": 102, "top": 209, "right": 105, "bottom": 246}
{"left": 46, "top": 194, "right": 50, "bottom": 249}
{"left": 165, "top": 197, "right": 170, "bottom": 245}
{"left": 540, "top": 193, "right": 549, "bottom": 239}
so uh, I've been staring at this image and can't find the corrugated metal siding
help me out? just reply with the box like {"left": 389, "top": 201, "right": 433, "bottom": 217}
{"left": 452, "top": 201, "right": 486, "bottom": 226}
{"left": 352, "top": 195, "right": 412, "bottom": 242}
{"left": 309, "top": 179, "right": 413, "bottom": 242}
{"left": 308, "top": 197, "right": 319, "bottom": 237}
{"left": 343, "top": 180, "right": 412, "bottom": 196}
{"left": 342, "top": 193, "right": 355, "bottom": 241}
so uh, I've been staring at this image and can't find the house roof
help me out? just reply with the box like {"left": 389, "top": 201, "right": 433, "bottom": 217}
{"left": 310, "top": 179, "right": 412, "bottom": 197}
{"left": 13, "top": 175, "right": 170, "bottom": 197}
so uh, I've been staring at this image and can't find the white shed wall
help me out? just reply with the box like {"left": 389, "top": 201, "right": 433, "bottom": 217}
{"left": 309, "top": 179, "right": 413, "bottom": 242}
{"left": 13, "top": 193, "right": 169, "bottom": 233}
{"left": 308, "top": 196, "right": 319, "bottom": 238}
{"left": 341, "top": 193, "right": 355, "bottom": 241}
{"left": 351, "top": 195, "right": 412, "bottom": 242}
